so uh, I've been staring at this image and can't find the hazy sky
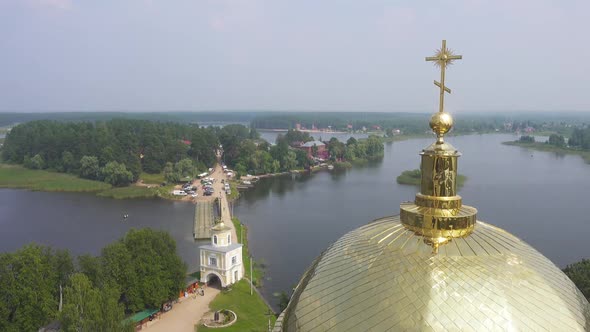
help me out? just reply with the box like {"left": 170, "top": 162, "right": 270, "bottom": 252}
{"left": 1, "top": 0, "right": 588, "bottom": 112}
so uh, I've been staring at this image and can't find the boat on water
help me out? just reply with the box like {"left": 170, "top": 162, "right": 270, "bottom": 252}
{"left": 327, "top": 165, "right": 334, "bottom": 170}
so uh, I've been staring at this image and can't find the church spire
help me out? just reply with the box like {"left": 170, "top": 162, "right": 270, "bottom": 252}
{"left": 400, "top": 40, "right": 477, "bottom": 253}
{"left": 425, "top": 39, "right": 462, "bottom": 144}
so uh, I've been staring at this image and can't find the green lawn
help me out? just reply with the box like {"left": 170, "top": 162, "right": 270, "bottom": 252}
{"left": 232, "top": 218, "right": 263, "bottom": 286}
{"left": 197, "top": 280, "right": 275, "bottom": 332}
{"left": 0, "top": 164, "right": 184, "bottom": 200}
{"left": 396, "top": 169, "right": 467, "bottom": 188}
{"left": 0, "top": 164, "right": 111, "bottom": 192}
{"left": 97, "top": 186, "right": 159, "bottom": 199}
{"left": 140, "top": 172, "right": 165, "bottom": 184}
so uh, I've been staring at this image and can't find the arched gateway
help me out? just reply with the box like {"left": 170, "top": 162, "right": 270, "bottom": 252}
{"left": 204, "top": 271, "right": 224, "bottom": 287}
{"left": 199, "top": 221, "right": 243, "bottom": 287}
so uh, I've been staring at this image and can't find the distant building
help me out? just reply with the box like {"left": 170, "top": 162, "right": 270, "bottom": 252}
{"left": 297, "top": 140, "right": 328, "bottom": 159}
{"left": 295, "top": 123, "right": 301, "bottom": 130}
{"left": 199, "top": 222, "right": 243, "bottom": 287}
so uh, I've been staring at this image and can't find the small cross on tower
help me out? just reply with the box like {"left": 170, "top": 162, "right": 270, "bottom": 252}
{"left": 425, "top": 40, "right": 462, "bottom": 113}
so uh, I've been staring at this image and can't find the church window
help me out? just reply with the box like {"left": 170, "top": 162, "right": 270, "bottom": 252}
{"left": 228, "top": 234, "right": 231, "bottom": 244}
{"left": 232, "top": 256, "right": 237, "bottom": 265}
{"left": 209, "top": 257, "right": 217, "bottom": 266}
{"left": 213, "top": 235, "right": 218, "bottom": 245}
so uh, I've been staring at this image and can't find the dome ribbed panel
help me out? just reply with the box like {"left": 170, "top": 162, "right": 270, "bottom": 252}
{"left": 280, "top": 216, "right": 590, "bottom": 331}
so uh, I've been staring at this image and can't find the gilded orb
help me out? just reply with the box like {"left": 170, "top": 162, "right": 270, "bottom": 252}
{"left": 429, "top": 111, "right": 453, "bottom": 136}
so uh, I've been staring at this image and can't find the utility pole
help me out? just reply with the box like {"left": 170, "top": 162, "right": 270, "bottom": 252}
{"left": 250, "top": 256, "right": 254, "bottom": 295}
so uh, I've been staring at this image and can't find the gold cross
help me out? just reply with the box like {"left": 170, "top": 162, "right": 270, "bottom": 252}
{"left": 425, "top": 40, "right": 462, "bottom": 113}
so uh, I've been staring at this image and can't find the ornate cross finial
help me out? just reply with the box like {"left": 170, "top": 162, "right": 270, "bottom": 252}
{"left": 425, "top": 40, "right": 462, "bottom": 113}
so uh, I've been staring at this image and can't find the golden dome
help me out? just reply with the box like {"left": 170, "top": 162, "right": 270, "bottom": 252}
{"left": 274, "top": 216, "right": 590, "bottom": 331}
{"left": 429, "top": 111, "right": 453, "bottom": 137}
{"left": 273, "top": 40, "right": 590, "bottom": 331}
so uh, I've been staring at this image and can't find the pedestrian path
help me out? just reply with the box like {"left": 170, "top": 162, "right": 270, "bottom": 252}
{"left": 143, "top": 287, "right": 220, "bottom": 332}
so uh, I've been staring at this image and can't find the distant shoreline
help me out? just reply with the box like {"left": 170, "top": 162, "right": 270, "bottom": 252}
{"left": 257, "top": 128, "right": 349, "bottom": 134}
{"left": 502, "top": 141, "right": 590, "bottom": 164}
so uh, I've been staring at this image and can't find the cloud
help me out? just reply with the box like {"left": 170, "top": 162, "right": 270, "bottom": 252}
{"left": 25, "top": 0, "right": 72, "bottom": 10}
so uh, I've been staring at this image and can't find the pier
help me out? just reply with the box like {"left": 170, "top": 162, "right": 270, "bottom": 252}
{"left": 193, "top": 201, "right": 215, "bottom": 239}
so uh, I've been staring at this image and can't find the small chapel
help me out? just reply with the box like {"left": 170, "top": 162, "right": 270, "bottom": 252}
{"left": 199, "top": 221, "right": 243, "bottom": 287}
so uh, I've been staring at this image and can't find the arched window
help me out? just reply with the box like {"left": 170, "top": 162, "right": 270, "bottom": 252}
{"left": 213, "top": 235, "right": 218, "bottom": 245}
{"left": 227, "top": 234, "right": 231, "bottom": 245}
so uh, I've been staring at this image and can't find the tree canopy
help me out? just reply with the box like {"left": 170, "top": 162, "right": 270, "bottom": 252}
{"left": 563, "top": 259, "right": 590, "bottom": 302}
{"left": 0, "top": 228, "right": 186, "bottom": 331}
{"left": 2, "top": 119, "right": 219, "bottom": 183}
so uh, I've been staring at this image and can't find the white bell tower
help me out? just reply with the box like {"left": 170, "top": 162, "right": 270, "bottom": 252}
{"left": 199, "top": 221, "right": 243, "bottom": 287}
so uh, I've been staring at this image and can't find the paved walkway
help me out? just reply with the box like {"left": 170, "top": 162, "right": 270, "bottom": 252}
{"left": 209, "top": 162, "right": 238, "bottom": 244}
{"left": 143, "top": 287, "right": 220, "bottom": 332}
{"left": 145, "top": 162, "right": 242, "bottom": 332}
{"left": 194, "top": 201, "right": 215, "bottom": 239}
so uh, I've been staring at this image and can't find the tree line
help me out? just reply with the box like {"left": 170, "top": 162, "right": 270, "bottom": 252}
{"left": 327, "top": 136, "right": 384, "bottom": 162}
{"left": 519, "top": 128, "right": 590, "bottom": 150}
{"left": 2, "top": 119, "right": 386, "bottom": 183}
{"left": 1, "top": 119, "right": 219, "bottom": 186}
{"left": 221, "top": 128, "right": 384, "bottom": 176}
{"left": 568, "top": 127, "right": 590, "bottom": 150}
{"left": 0, "top": 229, "right": 186, "bottom": 332}
{"left": 220, "top": 127, "right": 310, "bottom": 175}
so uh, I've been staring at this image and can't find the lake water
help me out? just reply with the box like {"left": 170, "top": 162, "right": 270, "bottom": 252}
{"left": 1, "top": 134, "right": 589, "bottom": 310}
{"left": 0, "top": 192, "right": 203, "bottom": 272}
{"left": 234, "top": 134, "right": 590, "bottom": 307}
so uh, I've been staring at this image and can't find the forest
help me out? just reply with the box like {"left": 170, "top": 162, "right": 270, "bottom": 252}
{"left": 0, "top": 229, "right": 186, "bottom": 332}
{"left": 2, "top": 119, "right": 219, "bottom": 186}
{"left": 1, "top": 120, "right": 386, "bottom": 185}
{"left": 568, "top": 127, "right": 590, "bottom": 150}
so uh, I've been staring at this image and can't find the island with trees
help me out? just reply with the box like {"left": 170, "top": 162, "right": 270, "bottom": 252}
{"left": 503, "top": 127, "right": 590, "bottom": 164}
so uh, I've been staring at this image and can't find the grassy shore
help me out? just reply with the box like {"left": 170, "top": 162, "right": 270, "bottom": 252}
{"left": 0, "top": 163, "right": 183, "bottom": 199}
{"left": 396, "top": 169, "right": 467, "bottom": 188}
{"left": 139, "top": 172, "right": 165, "bottom": 184}
{"left": 97, "top": 186, "right": 159, "bottom": 199}
{"left": 197, "top": 280, "right": 276, "bottom": 332}
{"left": 503, "top": 141, "right": 590, "bottom": 164}
{"left": 232, "top": 217, "right": 263, "bottom": 285}
{"left": 0, "top": 164, "right": 111, "bottom": 192}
